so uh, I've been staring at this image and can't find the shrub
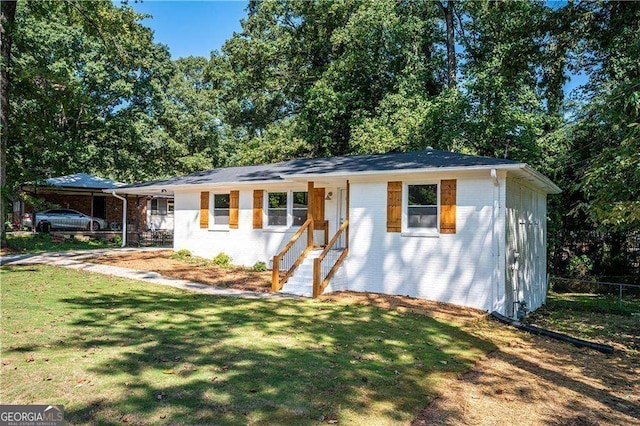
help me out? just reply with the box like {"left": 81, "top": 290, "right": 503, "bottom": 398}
{"left": 567, "top": 254, "right": 593, "bottom": 278}
{"left": 213, "top": 252, "right": 232, "bottom": 267}
{"left": 112, "top": 235, "right": 123, "bottom": 246}
{"left": 253, "top": 261, "right": 267, "bottom": 272}
{"left": 172, "top": 249, "right": 192, "bottom": 260}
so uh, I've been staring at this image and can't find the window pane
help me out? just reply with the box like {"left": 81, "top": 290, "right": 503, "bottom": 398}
{"left": 151, "top": 199, "right": 158, "bottom": 215}
{"left": 168, "top": 201, "right": 174, "bottom": 214}
{"left": 292, "top": 192, "right": 308, "bottom": 208}
{"left": 158, "top": 199, "right": 168, "bottom": 215}
{"left": 214, "top": 209, "right": 229, "bottom": 225}
{"left": 408, "top": 206, "right": 437, "bottom": 228}
{"left": 268, "top": 209, "right": 287, "bottom": 226}
{"left": 292, "top": 209, "right": 307, "bottom": 226}
{"left": 214, "top": 194, "right": 230, "bottom": 225}
{"left": 408, "top": 184, "right": 437, "bottom": 206}
{"left": 268, "top": 192, "right": 287, "bottom": 209}
{"left": 214, "top": 194, "right": 230, "bottom": 209}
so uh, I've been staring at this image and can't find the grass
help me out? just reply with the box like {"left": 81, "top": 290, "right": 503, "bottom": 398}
{"left": 528, "top": 292, "right": 640, "bottom": 354}
{"left": 4, "top": 232, "right": 114, "bottom": 253}
{"left": 0, "top": 265, "right": 495, "bottom": 425}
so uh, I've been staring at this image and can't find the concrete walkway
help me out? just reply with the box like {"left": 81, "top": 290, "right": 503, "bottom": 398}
{"left": 1, "top": 248, "right": 291, "bottom": 300}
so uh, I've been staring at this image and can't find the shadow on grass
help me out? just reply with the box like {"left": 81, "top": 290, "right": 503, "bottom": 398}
{"left": 2, "top": 264, "right": 495, "bottom": 424}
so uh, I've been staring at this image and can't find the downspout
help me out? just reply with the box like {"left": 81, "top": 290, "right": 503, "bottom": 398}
{"left": 491, "top": 169, "right": 500, "bottom": 313}
{"left": 111, "top": 191, "right": 127, "bottom": 247}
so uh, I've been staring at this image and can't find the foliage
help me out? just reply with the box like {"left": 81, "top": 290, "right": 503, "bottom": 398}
{"left": 4, "top": 232, "right": 113, "bottom": 253}
{"left": 252, "top": 261, "right": 268, "bottom": 272}
{"left": 566, "top": 254, "right": 594, "bottom": 279}
{"left": 212, "top": 252, "right": 232, "bottom": 267}
{"left": 6, "top": 0, "right": 227, "bottom": 188}
{"left": 3, "top": 0, "right": 639, "bottom": 268}
{"left": 171, "top": 248, "right": 192, "bottom": 260}
{"left": 1, "top": 264, "right": 493, "bottom": 424}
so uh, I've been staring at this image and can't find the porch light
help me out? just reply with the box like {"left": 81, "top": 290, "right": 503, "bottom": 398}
{"left": 325, "top": 192, "right": 333, "bottom": 201}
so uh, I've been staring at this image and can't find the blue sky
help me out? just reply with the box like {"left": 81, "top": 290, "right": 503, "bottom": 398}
{"left": 129, "top": 1, "right": 248, "bottom": 59}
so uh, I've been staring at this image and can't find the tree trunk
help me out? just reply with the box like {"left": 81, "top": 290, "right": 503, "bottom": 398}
{"left": 438, "top": 1, "right": 457, "bottom": 89}
{"left": 0, "top": 0, "right": 17, "bottom": 246}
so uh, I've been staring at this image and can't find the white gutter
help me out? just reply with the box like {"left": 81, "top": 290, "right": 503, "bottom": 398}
{"left": 522, "top": 165, "right": 562, "bottom": 194}
{"left": 106, "top": 179, "right": 291, "bottom": 195}
{"left": 491, "top": 169, "right": 501, "bottom": 313}
{"left": 111, "top": 191, "right": 127, "bottom": 247}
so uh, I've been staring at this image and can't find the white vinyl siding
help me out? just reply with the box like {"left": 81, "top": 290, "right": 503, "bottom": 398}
{"left": 505, "top": 178, "right": 548, "bottom": 315}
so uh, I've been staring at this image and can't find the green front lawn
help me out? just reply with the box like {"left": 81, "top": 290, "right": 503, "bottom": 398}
{"left": 4, "top": 232, "right": 114, "bottom": 253}
{"left": 0, "top": 265, "right": 494, "bottom": 425}
{"left": 528, "top": 292, "right": 640, "bottom": 354}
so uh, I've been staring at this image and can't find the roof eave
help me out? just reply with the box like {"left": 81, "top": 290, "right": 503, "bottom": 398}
{"left": 106, "top": 179, "right": 293, "bottom": 195}
{"left": 520, "top": 165, "right": 562, "bottom": 194}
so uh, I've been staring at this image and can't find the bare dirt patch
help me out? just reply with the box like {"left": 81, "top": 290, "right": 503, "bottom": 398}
{"left": 87, "top": 250, "right": 271, "bottom": 292}
{"left": 415, "top": 320, "right": 639, "bottom": 425}
{"left": 319, "top": 291, "right": 488, "bottom": 324}
{"left": 325, "top": 292, "right": 640, "bottom": 426}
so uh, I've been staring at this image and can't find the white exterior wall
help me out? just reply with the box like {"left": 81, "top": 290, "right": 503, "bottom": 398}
{"left": 175, "top": 189, "right": 289, "bottom": 266}
{"left": 344, "top": 173, "right": 506, "bottom": 312}
{"left": 505, "top": 177, "right": 548, "bottom": 315}
{"left": 146, "top": 199, "right": 175, "bottom": 231}
{"left": 173, "top": 182, "right": 346, "bottom": 266}
{"left": 170, "top": 170, "right": 557, "bottom": 316}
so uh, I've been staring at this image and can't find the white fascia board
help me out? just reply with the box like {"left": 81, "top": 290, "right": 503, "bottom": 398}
{"left": 106, "top": 179, "right": 294, "bottom": 195}
{"left": 522, "top": 165, "right": 562, "bottom": 194}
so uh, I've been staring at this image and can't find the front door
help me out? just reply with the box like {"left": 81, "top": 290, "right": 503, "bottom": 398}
{"left": 338, "top": 188, "right": 347, "bottom": 225}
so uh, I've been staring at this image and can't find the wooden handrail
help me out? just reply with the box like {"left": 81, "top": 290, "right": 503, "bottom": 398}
{"left": 274, "top": 218, "right": 313, "bottom": 259}
{"left": 313, "top": 220, "right": 349, "bottom": 297}
{"left": 272, "top": 218, "right": 314, "bottom": 292}
{"left": 316, "top": 220, "right": 348, "bottom": 264}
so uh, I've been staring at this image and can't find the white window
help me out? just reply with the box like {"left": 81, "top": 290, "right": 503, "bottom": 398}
{"left": 407, "top": 184, "right": 437, "bottom": 228}
{"left": 212, "top": 193, "right": 230, "bottom": 226}
{"left": 292, "top": 191, "right": 308, "bottom": 226}
{"left": 267, "top": 192, "right": 288, "bottom": 226}
{"left": 266, "top": 190, "right": 308, "bottom": 228}
{"left": 403, "top": 183, "right": 439, "bottom": 234}
{"left": 151, "top": 199, "right": 170, "bottom": 216}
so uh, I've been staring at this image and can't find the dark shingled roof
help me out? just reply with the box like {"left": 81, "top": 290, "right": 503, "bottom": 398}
{"left": 282, "top": 148, "right": 519, "bottom": 175}
{"left": 25, "top": 173, "right": 125, "bottom": 190}
{"left": 116, "top": 149, "right": 521, "bottom": 190}
{"left": 115, "top": 162, "right": 292, "bottom": 189}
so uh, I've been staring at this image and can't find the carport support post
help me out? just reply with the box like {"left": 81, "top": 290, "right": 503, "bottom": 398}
{"left": 111, "top": 191, "right": 127, "bottom": 247}
{"left": 90, "top": 192, "right": 94, "bottom": 233}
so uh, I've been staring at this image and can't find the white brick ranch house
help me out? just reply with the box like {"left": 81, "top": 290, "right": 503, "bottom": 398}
{"left": 111, "top": 148, "right": 560, "bottom": 317}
